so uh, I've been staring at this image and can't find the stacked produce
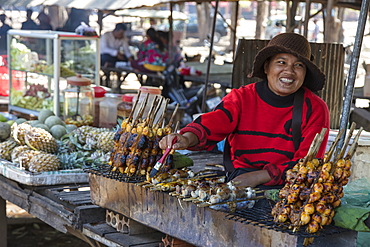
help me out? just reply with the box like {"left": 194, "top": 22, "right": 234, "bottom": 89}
{"left": 109, "top": 93, "right": 181, "bottom": 178}
{"left": 43, "top": 64, "right": 76, "bottom": 77}
{"left": 271, "top": 123, "right": 363, "bottom": 234}
{"left": 11, "top": 84, "right": 51, "bottom": 111}
{"left": 0, "top": 110, "right": 115, "bottom": 173}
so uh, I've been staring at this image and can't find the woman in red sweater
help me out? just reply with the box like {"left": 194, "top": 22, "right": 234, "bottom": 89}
{"left": 159, "top": 33, "right": 330, "bottom": 189}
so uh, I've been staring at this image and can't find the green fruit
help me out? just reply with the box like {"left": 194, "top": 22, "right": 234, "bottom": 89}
{"left": 38, "top": 109, "right": 55, "bottom": 123}
{"left": 30, "top": 120, "right": 41, "bottom": 127}
{"left": 6, "top": 120, "right": 15, "bottom": 126}
{"left": 65, "top": 124, "right": 78, "bottom": 132}
{"left": 0, "top": 122, "right": 11, "bottom": 140}
{"left": 34, "top": 123, "right": 50, "bottom": 132}
{"left": 44, "top": 116, "right": 64, "bottom": 128}
{"left": 0, "top": 113, "right": 7, "bottom": 122}
{"left": 50, "top": 125, "right": 67, "bottom": 139}
{"left": 15, "top": 118, "right": 27, "bottom": 124}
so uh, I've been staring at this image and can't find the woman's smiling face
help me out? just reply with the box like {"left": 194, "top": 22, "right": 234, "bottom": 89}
{"left": 264, "top": 53, "right": 307, "bottom": 96}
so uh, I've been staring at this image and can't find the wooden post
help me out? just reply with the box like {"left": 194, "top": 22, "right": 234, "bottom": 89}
{"left": 0, "top": 196, "right": 7, "bottom": 247}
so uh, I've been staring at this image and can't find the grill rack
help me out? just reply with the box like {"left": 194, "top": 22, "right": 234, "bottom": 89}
{"left": 225, "top": 205, "right": 350, "bottom": 238}
{"left": 85, "top": 164, "right": 145, "bottom": 184}
{"left": 86, "top": 165, "right": 350, "bottom": 238}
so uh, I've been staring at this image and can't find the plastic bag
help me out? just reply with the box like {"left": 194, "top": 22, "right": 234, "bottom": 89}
{"left": 333, "top": 178, "right": 370, "bottom": 232}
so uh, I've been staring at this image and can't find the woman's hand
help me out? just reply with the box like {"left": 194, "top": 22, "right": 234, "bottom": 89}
{"left": 159, "top": 132, "right": 199, "bottom": 150}
{"left": 231, "top": 170, "right": 271, "bottom": 188}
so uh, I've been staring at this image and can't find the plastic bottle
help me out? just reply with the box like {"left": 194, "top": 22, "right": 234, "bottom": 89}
{"left": 63, "top": 75, "right": 94, "bottom": 120}
{"left": 92, "top": 86, "right": 106, "bottom": 127}
{"left": 117, "top": 93, "right": 136, "bottom": 120}
{"left": 99, "top": 93, "right": 121, "bottom": 128}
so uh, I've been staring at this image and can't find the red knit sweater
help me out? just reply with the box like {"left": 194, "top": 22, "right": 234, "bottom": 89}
{"left": 180, "top": 81, "right": 330, "bottom": 186}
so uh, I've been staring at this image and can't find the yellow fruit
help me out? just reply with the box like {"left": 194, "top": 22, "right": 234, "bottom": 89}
{"left": 28, "top": 153, "right": 60, "bottom": 172}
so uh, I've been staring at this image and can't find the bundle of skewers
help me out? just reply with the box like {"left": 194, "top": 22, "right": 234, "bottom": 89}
{"left": 108, "top": 92, "right": 181, "bottom": 179}
{"left": 271, "top": 123, "right": 363, "bottom": 235}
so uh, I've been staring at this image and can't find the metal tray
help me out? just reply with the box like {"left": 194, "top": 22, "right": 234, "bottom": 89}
{"left": 0, "top": 159, "right": 88, "bottom": 186}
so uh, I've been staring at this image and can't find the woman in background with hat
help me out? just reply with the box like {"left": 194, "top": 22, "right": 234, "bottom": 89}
{"left": 159, "top": 33, "right": 329, "bottom": 189}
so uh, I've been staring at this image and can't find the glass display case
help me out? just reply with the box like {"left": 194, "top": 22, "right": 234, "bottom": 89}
{"left": 7, "top": 30, "right": 100, "bottom": 117}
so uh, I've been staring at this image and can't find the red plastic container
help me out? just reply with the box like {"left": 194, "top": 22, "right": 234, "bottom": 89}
{"left": 0, "top": 55, "right": 24, "bottom": 96}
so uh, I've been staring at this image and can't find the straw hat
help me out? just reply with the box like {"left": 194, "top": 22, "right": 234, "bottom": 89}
{"left": 249, "top": 32, "right": 325, "bottom": 92}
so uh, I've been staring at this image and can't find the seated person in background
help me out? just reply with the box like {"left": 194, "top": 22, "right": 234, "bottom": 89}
{"left": 157, "top": 30, "right": 184, "bottom": 67}
{"left": 100, "top": 23, "right": 133, "bottom": 68}
{"left": 130, "top": 28, "right": 168, "bottom": 73}
{"left": 37, "top": 11, "right": 53, "bottom": 30}
{"left": 0, "top": 13, "right": 12, "bottom": 55}
{"left": 21, "top": 9, "right": 39, "bottom": 30}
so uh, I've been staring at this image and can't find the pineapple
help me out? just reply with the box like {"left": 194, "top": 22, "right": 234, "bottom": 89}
{"left": 56, "top": 139, "right": 77, "bottom": 154}
{"left": 18, "top": 150, "right": 43, "bottom": 170}
{"left": 28, "top": 153, "right": 60, "bottom": 172}
{"left": 73, "top": 126, "right": 109, "bottom": 149}
{"left": 0, "top": 138, "right": 19, "bottom": 161}
{"left": 24, "top": 127, "right": 58, "bottom": 154}
{"left": 11, "top": 123, "right": 32, "bottom": 145}
{"left": 96, "top": 131, "right": 115, "bottom": 152}
{"left": 11, "top": 145, "right": 31, "bottom": 163}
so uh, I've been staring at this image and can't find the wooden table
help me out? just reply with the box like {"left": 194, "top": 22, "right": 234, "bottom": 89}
{"left": 0, "top": 174, "right": 164, "bottom": 247}
{"left": 0, "top": 151, "right": 222, "bottom": 247}
{"left": 183, "top": 62, "right": 233, "bottom": 97}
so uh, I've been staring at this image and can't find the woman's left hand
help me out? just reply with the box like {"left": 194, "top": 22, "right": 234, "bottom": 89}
{"left": 231, "top": 170, "right": 271, "bottom": 187}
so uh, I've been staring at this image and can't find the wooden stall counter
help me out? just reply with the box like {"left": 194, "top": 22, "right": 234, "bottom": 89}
{"left": 88, "top": 151, "right": 357, "bottom": 247}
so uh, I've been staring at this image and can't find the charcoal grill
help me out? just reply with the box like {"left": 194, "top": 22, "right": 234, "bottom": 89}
{"left": 88, "top": 169, "right": 357, "bottom": 246}
{"left": 225, "top": 205, "right": 350, "bottom": 238}
{"left": 85, "top": 164, "right": 145, "bottom": 184}
{"left": 87, "top": 165, "right": 351, "bottom": 239}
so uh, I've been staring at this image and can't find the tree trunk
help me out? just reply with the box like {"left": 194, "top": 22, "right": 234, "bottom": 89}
{"left": 196, "top": 2, "right": 211, "bottom": 42}
{"left": 286, "top": 0, "right": 299, "bottom": 33}
{"left": 336, "top": 8, "right": 345, "bottom": 43}
{"left": 303, "top": 0, "right": 311, "bottom": 38}
{"left": 255, "top": 1, "right": 268, "bottom": 39}
{"left": 324, "top": 0, "right": 336, "bottom": 42}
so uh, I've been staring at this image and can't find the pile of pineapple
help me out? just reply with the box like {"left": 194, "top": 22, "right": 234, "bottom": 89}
{"left": 0, "top": 122, "right": 115, "bottom": 173}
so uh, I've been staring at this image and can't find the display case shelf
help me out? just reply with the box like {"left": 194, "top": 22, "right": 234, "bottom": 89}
{"left": 7, "top": 30, "right": 100, "bottom": 117}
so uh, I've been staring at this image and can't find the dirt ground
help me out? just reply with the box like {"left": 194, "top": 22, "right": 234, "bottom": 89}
{"left": 6, "top": 201, "right": 91, "bottom": 247}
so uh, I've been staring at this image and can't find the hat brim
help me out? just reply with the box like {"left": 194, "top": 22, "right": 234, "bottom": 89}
{"left": 249, "top": 45, "right": 325, "bottom": 92}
